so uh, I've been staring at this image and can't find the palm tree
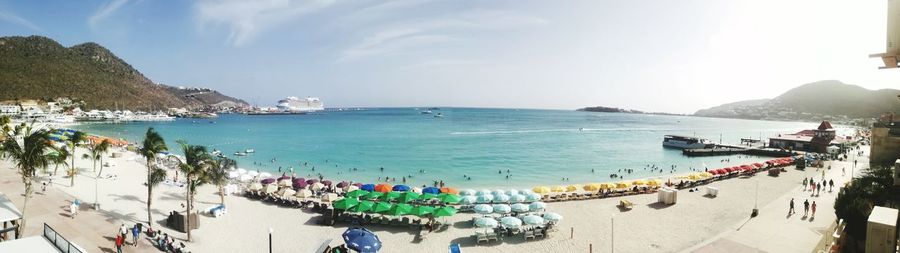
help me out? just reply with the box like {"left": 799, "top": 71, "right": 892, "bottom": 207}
{"left": 49, "top": 148, "right": 69, "bottom": 176}
{"left": 84, "top": 139, "right": 110, "bottom": 209}
{"left": 140, "top": 127, "right": 167, "bottom": 229}
{"left": 176, "top": 140, "right": 212, "bottom": 242}
{"left": 208, "top": 157, "right": 235, "bottom": 206}
{"left": 0, "top": 123, "right": 58, "bottom": 235}
{"left": 67, "top": 131, "right": 87, "bottom": 186}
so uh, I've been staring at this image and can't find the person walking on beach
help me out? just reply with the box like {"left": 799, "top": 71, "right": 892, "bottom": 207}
{"left": 803, "top": 199, "right": 810, "bottom": 216}
{"left": 131, "top": 224, "right": 140, "bottom": 246}
{"left": 811, "top": 201, "right": 817, "bottom": 217}
{"left": 789, "top": 198, "right": 795, "bottom": 214}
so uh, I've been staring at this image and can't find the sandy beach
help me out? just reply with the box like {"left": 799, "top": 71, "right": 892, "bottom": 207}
{"left": 0, "top": 142, "right": 862, "bottom": 253}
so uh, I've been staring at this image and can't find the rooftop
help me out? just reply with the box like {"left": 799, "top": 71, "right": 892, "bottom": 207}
{"left": 0, "top": 192, "right": 23, "bottom": 223}
{"left": 868, "top": 206, "right": 899, "bottom": 226}
{"left": 0, "top": 236, "right": 62, "bottom": 253}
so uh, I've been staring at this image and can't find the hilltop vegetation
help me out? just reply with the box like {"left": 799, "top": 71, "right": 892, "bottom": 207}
{"left": 0, "top": 35, "right": 246, "bottom": 110}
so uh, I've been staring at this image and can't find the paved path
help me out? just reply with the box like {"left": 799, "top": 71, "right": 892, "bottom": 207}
{"left": 683, "top": 148, "right": 868, "bottom": 253}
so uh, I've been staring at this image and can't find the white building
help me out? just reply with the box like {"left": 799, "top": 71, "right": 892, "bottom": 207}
{"left": 0, "top": 105, "right": 20, "bottom": 115}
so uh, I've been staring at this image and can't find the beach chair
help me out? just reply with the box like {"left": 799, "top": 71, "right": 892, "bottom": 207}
{"left": 619, "top": 200, "right": 634, "bottom": 210}
{"left": 534, "top": 229, "right": 544, "bottom": 238}
{"left": 486, "top": 232, "right": 499, "bottom": 242}
{"left": 475, "top": 233, "right": 488, "bottom": 244}
{"left": 380, "top": 217, "right": 391, "bottom": 225}
{"left": 449, "top": 243, "right": 462, "bottom": 253}
{"left": 524, "top": 230, "right": 535, "bottom": 240}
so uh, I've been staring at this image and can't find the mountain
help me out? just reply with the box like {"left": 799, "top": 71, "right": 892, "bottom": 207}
{"left": 0, "top": 35, "right": 246, "bottom": 110}
{"left": 694, "top": 80, "right": 900, "bottom": 121}
{"left": 577, "top": 106, "right": 644, "bottom": 113}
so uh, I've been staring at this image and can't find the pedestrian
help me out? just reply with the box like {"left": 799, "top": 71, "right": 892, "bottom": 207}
{"left": 42, "top": 182, "right": 47, "bottom": 193}
{"left": 802, "top": 178, "right": 808, "bottom": 190}
{"left": 842, "top": 167, "right": 845, "bottom": 176}
{"left": 131, "top": 224, "right": 140, "bottom": 246}
{"left": 829, "top": 179, "right": 834, "bottom": 191}
{"left": 115, "top": 234, "right": 123, "bottom": 253}
{"left": 789, "top": 198, "right": 795, "bottom": 214}
{"left": 803, "top": 199, "right": 810, "bottom": 216}
{"left": 69, "top": 201, "right": 78, "bottom": 219}
{"left": 119, "top": 223, "right": 128, "bottom": 241}
{"left": 816, "top": 182, "right": 821, "bottom": 195}
{"left": 811, "top": 201, "right": 817, "bottom": 217}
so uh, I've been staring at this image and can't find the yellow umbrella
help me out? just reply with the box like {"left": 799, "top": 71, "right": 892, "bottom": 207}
{"left": 687, "top": 173, "right": 702, "bottom": 180}
{"left": 631, "top": 179, "right": 646, "bottom": 186}
{"left": 646, "top": 179, "right": 663, "bottom": 187}
{"left": 598, "top": 183, "right": 616, "bottom": 190}
{"left": 583, "top": 184, "right": 601, "bottom": 191}
{"left": 699, "top": 172, "right": 713, "bottom": 178}
{"left": 615, "top": 181, "right": 631, "bottom": 189}
{"left": 532, "top": 186, "right": 551, "bottom": 194}
{"left": 551, "top": 186, "right": 566, "bottom": 192}
{"left": 566, "top": 185, "right": 581, "bottom": 192}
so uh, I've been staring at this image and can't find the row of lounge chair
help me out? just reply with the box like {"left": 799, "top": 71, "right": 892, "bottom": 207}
{"left": 334, "top": 213, "right": 446, "bottom": 231}
{"left": 539, "top": 189, "right": 658, "bottom": 203}
{"left": 243, "top": 190, "right": 330, "bottom": 212}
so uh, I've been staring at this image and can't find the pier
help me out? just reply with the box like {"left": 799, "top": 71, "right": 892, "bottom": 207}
{"left": 682, "top": 144, "right": 796, "bottom": 157}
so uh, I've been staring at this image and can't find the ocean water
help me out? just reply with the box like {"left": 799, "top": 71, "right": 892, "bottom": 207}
{"left": 74, "top": 108, "right": 843, "bottom": 188}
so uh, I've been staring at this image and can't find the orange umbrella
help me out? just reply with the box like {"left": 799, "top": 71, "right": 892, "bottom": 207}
{"left": 374, "top": 183, "right": 392, "bottom": 193}
{"left": 440, "top": 187, "right": 459, "bottom": 194}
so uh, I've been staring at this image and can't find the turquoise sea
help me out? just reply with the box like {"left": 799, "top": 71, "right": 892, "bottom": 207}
{"left": 74, "top": 108, "right": 844, "bottom": 188}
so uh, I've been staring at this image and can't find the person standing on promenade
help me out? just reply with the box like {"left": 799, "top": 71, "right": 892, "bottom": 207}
{"left": 811, "top": 201, "right": 817, "bottom": 217}
{"left": 803, "top": 199, "right": 810, "bottom": 216}
{"left": 789, "top": 198, "right": 795, "bottom": 214}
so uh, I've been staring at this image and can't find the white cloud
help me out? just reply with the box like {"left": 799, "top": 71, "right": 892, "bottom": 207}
{"left": 338, "top": 9, "right": 548, "bottom": 62}
{"left": 0, "top": 9, "right": 41, "bottom": 31}
{"left": 194, "top": 0, "right": 337, "bottom": 47}
{"left": 89, "top": 0, "right": 130, "bottom": 29}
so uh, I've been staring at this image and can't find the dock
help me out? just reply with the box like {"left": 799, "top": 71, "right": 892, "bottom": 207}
{"left": 682, "top": 144, "right": 796, "bottom": 157}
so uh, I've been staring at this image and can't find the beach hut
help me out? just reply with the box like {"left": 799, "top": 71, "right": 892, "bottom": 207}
{"left": 342, "top": 227, "right": 382, "bottom": 253}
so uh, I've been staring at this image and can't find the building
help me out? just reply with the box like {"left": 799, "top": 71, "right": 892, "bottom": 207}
{"left": 871, "top": 114, "right": 900, "bottom": 165}
{"left": 0, "top": 104, "right": 19, "bottom": 116}
{"left": 769, "top": 121, "right": 844, "bottom": 153}
{"left": 866, "top": 206, "right": 898, "bottom": 253}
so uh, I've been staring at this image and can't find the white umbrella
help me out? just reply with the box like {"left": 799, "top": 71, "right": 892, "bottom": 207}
{"left": 259, "top": 172, "right": 273, "bottom": 178}
{"left": 248, "top": 182, "right": 263, "bottom": 191}
{"left": 505, "top": 189, "right": 520, "bottom": 196}
{"left": 491, "top": 189, "right": 505, "bottom": 196}
{"left": 239, "top": 174, "right": 253, "bottom": 182}
{"left": 474, "top": 204, "right": 494, "bottom": 214}
{"left": 247, "top": 171, "right": 259, "bottom": 177}
{"left": 263, "top": 184, "right": 278, "bottom": 194}
{"left": 310, "top": 182, "right": 325, "bottom": 191}
{"left": 236, "top": 168, "right": 247, "bottom": 174}
{"left": 476, "top": 195, "right": 494, "bottom": 204}
{"left": 529, "top": 202, "right": 546, "bottom": 212}
{"left": 460, "top": 196, "right": 478, "bottom": 205}
{"left": 519, "top": 189, "right": 533, "bottom": 195}
{"left": 493, "top": 194, "right": 511, "bottom": 203}
{"left": 526, "top": 193, "right": 542, "bottom": 202}
{"left": 543, "top": 212, "right": 563, "bottom": 222}
{"left": 345, "top": 185, "right": 359, "bottom": 192}
{"left": 476, "top": 189, "right": 491, "bottom": 196}
{"left": 510, "top": 194, "right": 527, "bottom": 203}
{"left": 295, "top": 189, "right": 313, "bottom": 198}
{"left": 522, "top": 215, "right": 545, "bottom": 226}
{"left": 279, "top": 188, "right": 297, "bottom": 199}
{"left": 321, "top": 193, "right": 339, "bottom": 202}
{"left": 411, "top": 187, "right": 423, "bottom": 194}
{"left": 492, "top": 204, "right": 511, "bottom": 214}
{"left": 460, "top": 189, "right": 477, "bottom": 196}
{"left": 475, "top": 217, "right": 498, "bottom": 228}
{"left": 500, "top": 216, "right": 522, "bottom": 229}
{"left": 510, "top": 203, "right": 530, "bottom": 213}
{"left": 227, "top": 171, "right": 240, "bottom": 179}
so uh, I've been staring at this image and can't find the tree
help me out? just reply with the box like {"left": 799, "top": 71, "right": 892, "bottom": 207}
{"left": 66, "top": 131, "right": 87, "bottom": 186}
{"left": 834, "top": 165, "right": 900, "bottom": 251}
{"left": 140, "top": 127, "right": 167, "bottom": 229}
{"left": 49, "top": 148, "right": 69, "bottom": 176}
{"left": 207, "top": 157, "right": 235, "bottom": 206}
{"left": 0, "top": 121, "right": 58, "bottom": 235}
{"left": 175, "top": 140, "right": 212, "bottom": 242}
{"left": 83, "top": 139, "right": 110, "bottom": 209}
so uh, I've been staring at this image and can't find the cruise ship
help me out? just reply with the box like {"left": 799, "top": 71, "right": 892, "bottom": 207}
{"left": 662, "top": 135, "right": 714, "bottom": 149}
{"left": 276, "top": 97, "right": 324, "bottom": 112}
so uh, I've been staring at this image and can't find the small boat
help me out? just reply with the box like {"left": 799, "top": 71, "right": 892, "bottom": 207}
{"left": 234, "top": 152, "right": 248, "bottom": 156}
{"left": 420, "top": 110, "right": 433, "bottom": 114}
{"left": 245, "top": 149, "right": 255, "bottom": 153}
{"left": 662, "top": 135, "right": 714, "bottom": 149}
{"left": 434, "top": 113, "right": 443, "bottom": 118}
{"left": 211, "top": 150, "right": 222, "bottom": 156}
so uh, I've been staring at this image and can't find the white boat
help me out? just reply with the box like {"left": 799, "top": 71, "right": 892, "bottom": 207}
{"left": 433, "top": 113, "right": 443, "bottom": 118}
{"left": 245, "top": 149, "right": 255, "bottom": 153}
{"left": 276, "top": 96, "right": 324, "bottom": 112}
{"left": 420, "top": 110, "right": 433, "bottom": 114}
{"left": 662, "top": 135, "right": 714, "bottom": 149}
{"left": 234, "top": 152, "right": 248, "bottom": 156}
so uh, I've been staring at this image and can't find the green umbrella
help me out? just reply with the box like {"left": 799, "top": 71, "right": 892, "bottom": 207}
{"left": 346, "top": 190, "right": 368, "bottom": 198}
{"left": 333, "top": 198, "right": 359, "bottom": 210}
{"left": 410, "top": 205, "right": 435, "bottom": 217}
{"left": 351, "top": 201, "right": 375, "bottom": 213}
{"left": 363, "top": 191, "right": 385, "bottom": 200}
{"left": 437, "top": 193, "right": 462, "bottom": 204}
{"left": 383, "top": 191, "right": 402, "bottom": 202}
{"left": 398, "top": 192, "right": 421, "bottom": 203}
{"left": 418, "top": 193, "right": 437, "bottom": 201}
{"left": 372, "top": 202, "right": 393, "bottom": 213}
{"left": 386, "top": 203, "right": 413, "bottom": 216}
{"left": 433, "top": 206, "right": 458, "bottom": 217}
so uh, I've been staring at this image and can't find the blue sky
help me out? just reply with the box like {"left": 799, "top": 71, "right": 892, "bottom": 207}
{"left": 1, "top": 0, "right": 898, "bottom": 113}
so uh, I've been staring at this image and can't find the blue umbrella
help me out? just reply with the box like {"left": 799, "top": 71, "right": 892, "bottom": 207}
{"left": 342, "top": 227, "right": 382, "bottom": 253}
{"left": 360, "top": 184, "right": 376, "bottom": 192}
{"left": 392, "top": 185, "right": 410, "bottom": 192}
{"left": 422, "top": 187, "right": 440, "bottom": 194}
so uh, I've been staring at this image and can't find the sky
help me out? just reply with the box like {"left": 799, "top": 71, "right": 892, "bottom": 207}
{"left": 1, "top": 0, "right": 898, "bottom": 113}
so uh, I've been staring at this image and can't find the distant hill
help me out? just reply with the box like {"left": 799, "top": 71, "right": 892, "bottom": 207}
{"left": 577, "top": 106, "right": 643, "bottom": 113}
{"left": 0, "top": 35, "right": 246, "bottom": 110}
{"left": 694, "top": 80, "right": 900, "bottom": 121}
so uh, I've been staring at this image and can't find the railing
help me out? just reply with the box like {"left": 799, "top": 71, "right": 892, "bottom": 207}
{"left": 43, "top": 223, "right": 83, "bottom": 253}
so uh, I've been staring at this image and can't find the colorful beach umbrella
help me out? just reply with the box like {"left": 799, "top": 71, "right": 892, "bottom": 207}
{"left": 342, "top": 228, "right": 381, "bottom": 253}
{"left": 306, "top": 179, "right": 319, "bottom": 184}
{"left": 336, "top": 181, "right": 349, "bottom": 188}
{"left": 374, "top": 184, "right": 392, "bottom": 193}
{"left": 583, "top": 184, "right": 601, "bottom": 191}
{"left": 422, "top": 187, "right": 441, "bottom": 194}
{"left": 460, "top": 195, "right": 478, "bottom": 204}
{"left": 383, "top": 191, "right": 402, "bottom": 202}
{"left": 418, "top": 193, "right": 438, "bottom": 201}
{"left": 566, "top": 185, "right": 581, "bottom": 192}
{"left": 363, "top": 191, "right": 385, "bottom": 200}
{"left": 347, "top": 189, "right": 368, "bottom": 198}
{"left": 386, "top": 204, "right": 413, "bottom": 216}
{"left": 392, "top": 185, "right": 410, "bottom": 192}
{"left": 360, "top": 184, "right": 376, "bottom": 192}
{"left": 550, "top": 186, "right": 566, "bottom": 192}
{"left": 322, "top": 180, "right": 333, "bottom": 186}
{"left": 410, "top": 205, "right": 435, "bottom": 217}
{"left": 398, "top": 192, "right": 421, "bottom": 203}
{"left": 433, "top": 206, "right": 458, "bottom": 217}
{"left": 261, "top": 178, "right": 276, "bottom": 185}
{"left": 437, "top": 193, "right": 462, "bottom": 204}
{"left": 532, "top": 186, "right": 551, "bottom": 194}
{"left": 510, "top": 203, "right": 530, "bottom": 213}
{"left": 372, "top": 202, "right": 393, "bottom": 213}
{"left": 529, "top": 202, "right": 546, "bottom": 212}
{"left": 632, "top": 179, "right": 646, "bottom": 186}
{"left": 352, "top": 201, "right": 375, "bottom": 213}
{"left": 333, "top": 198, "right": 359, "bottom": 210}
{"left": 647, "top": 179, "right": 663, "bottom": 187}
{"left": 543, "top": 212, "right": 563, "bottom": 222}
{"left": 440, "top": 187, "right": 459, "bottom": 194}
{"left": 615, "top": 181, "right": 631, "bottom": 189}
{"left": 473, "top": 204, "right": 493, "bottom": 214}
